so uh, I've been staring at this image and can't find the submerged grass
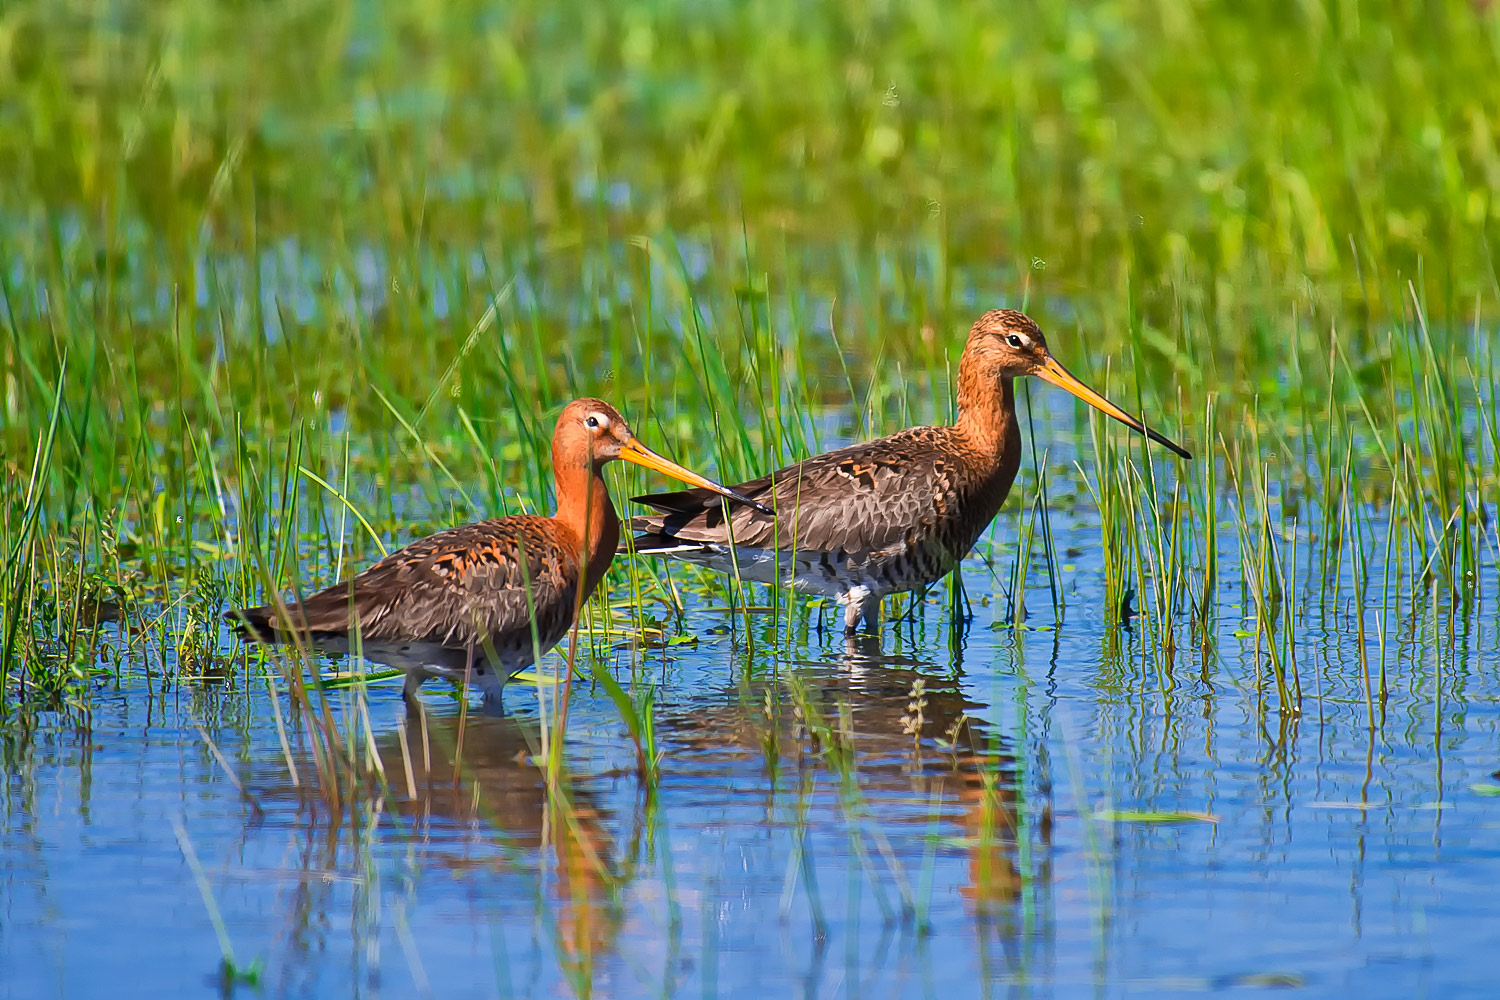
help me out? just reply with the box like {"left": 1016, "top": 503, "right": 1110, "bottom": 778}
{"left": 1, "top": 0, "right": 1498, "bottom": 751}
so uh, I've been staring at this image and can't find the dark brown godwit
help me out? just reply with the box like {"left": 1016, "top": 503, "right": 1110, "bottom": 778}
{"left": 227, "top": 398, "right": 770, "bottom": 703}
{"left": 627, "top": 309, "right": 1191, "bottom": 633}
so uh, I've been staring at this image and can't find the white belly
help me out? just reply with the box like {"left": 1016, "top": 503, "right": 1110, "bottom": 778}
{"left": 659, "top": 543, "right": 920, "bottom": 599}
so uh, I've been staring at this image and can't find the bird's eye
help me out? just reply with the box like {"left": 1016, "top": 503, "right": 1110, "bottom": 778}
{"left": 585, "top": 415, "right": 601, "bottom": 429}
{"left": 1007, "top": 334, "right": 1024, "bottom": 348}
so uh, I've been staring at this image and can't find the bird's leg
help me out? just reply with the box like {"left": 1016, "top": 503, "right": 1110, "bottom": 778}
{"left": 840, "top": 592, "right": 861, "bottom": 633}
{"left": 471, "top": 658, "right": 509, "bottom": 713}
{"left": 954, "top": 571, "right": 974, "bottom": 624}
{"left": 841, "top": 586, "right": 878, "bottom": 635}
{"left": 402, "top": 669, "right": 426, "bottom": 703}
{"left": 454, "top": 644, "right": 477, "bottom": 776}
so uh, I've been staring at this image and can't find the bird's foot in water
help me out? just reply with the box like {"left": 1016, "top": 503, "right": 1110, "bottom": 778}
{"left": 401, "top": 670, "right": 428, "bottom": 705}
{"left": 838, "top": 587, "right": 885, "bottom": 661}
{"left": 476, "top": 689, "right": 508, "bottom": 716}
{"left": 839, "top": 586, "right": 880, "bottom": 634}
{"left": 399, "top": 668, "right": 508, "bottom": 716}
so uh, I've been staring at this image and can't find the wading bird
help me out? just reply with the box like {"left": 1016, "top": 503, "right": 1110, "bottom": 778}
{"left": 628, "top": 309, "right": 1191, "bottom": 634}
{"left": 227, "top": 398, "right": 770, "bottom": 703}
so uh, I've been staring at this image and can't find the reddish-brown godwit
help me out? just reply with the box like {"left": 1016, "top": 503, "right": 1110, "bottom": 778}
{"left": 228, "top": 398, "right": 769, "bottom": 701}
{"left": 627, "top": 309, "right": 1190, "bottom": 633}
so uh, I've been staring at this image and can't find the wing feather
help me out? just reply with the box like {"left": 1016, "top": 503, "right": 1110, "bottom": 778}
{"left": 630, "top": 427, "right": 968, "bottom": 555}
{"left": 230, "top": 517, "right": 579, "bottom": 651}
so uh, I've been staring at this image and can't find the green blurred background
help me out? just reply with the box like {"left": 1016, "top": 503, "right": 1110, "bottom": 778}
{"left": 2, "top": 0, "right": 1496, "bottom": 631}
{"left": 8, "top": 1, "right": 1497, "bottom": 371}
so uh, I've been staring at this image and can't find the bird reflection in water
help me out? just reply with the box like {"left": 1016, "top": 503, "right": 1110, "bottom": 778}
{"left": 259, "top": 706, "right": 626, "bottom": 985}
{"left": 657, "top": 634, "right": 1050, "bottom": 921}
{"left": 257, "top": 643, "right": 1048, "bottom": 984}
{"left": 384, "top": 708, "right": 623, "bottom": 982}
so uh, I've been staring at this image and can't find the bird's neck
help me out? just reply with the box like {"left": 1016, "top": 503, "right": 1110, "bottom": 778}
{"left": 952, "top": 374, "right": 1024, "bottom": 532}
{"left": 955, "top": 371, "right": 1019, "bottom": 462}
{"left": 552, "top": 459, "right": 621, "bottom": 601}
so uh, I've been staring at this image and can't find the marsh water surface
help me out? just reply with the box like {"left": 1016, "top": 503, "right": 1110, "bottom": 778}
{"left": 5, "top": 501, "right": 1498, "bottom": 998}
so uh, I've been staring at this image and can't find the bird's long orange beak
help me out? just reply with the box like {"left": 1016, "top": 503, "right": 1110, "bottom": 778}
{"left": 1034, "top": 356, "right": 1192, "bottom": 460}
{"left": 618, "top": 438, "right": 774, "bottom": 513}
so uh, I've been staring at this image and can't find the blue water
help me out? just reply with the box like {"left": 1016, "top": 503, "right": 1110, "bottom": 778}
{"left": 4, "top": 510, "right": 1500, "bottom": 999}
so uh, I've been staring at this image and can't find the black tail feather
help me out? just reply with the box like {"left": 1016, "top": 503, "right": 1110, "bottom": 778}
{"left": 223, "top": 605, "right": 280, "bottom": 642}
{"left": 630, "top": 488, "right": 720, "bottom": 516}
{"left": 223, "top": 603, "right": 329, "bottom": 642}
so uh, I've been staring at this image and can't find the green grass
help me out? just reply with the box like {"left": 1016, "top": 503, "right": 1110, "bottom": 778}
{"left": 2, "top": 0, "right": 1500, "bottom": 718}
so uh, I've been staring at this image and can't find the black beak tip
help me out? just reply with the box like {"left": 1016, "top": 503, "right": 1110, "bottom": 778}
{"left": 1145, "top": 426, "right": 1192, "bottom": 461}
{"left": 722, "top": 492, "right": 774, "bottom": 515}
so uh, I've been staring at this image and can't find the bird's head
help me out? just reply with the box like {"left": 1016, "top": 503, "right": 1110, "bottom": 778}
{"left": 554, "top": 399, "right": 772, "bottom": 510}
{"left": 960, "top": 309, "right": 1192, "bottom": 460}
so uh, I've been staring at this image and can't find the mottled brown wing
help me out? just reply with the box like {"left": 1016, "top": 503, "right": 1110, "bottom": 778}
{"left": 229, "top": 516, "right": 579, "bottom": 650}
{"left": 629, "top": 426, "right": 968, "bottom": 554}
